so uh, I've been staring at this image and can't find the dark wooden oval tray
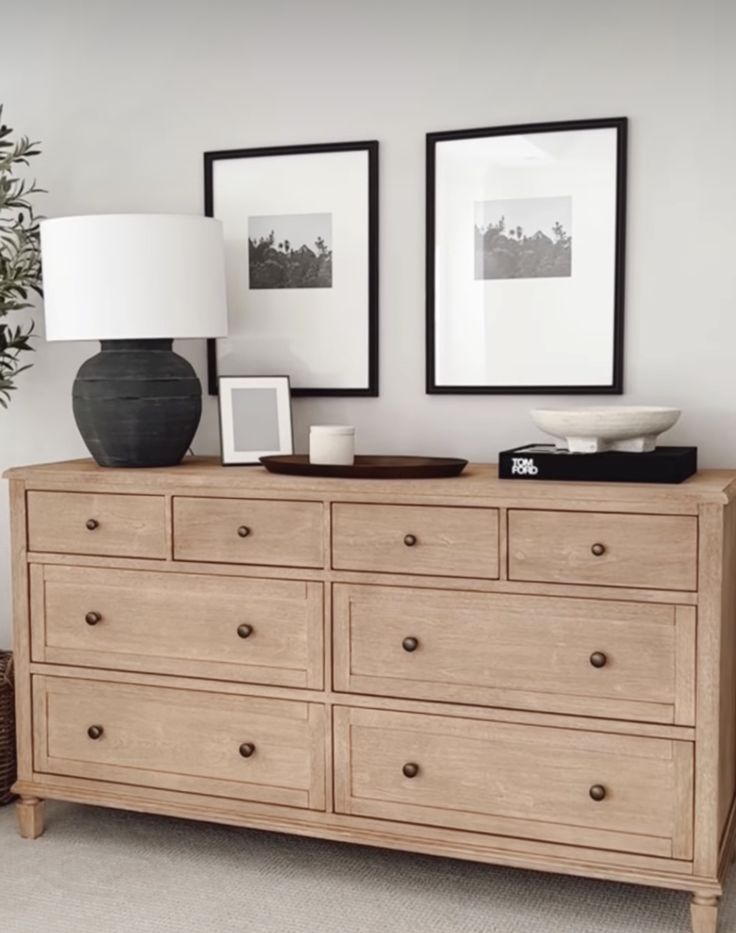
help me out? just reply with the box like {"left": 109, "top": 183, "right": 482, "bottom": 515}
{"left": 260, "top": 455, "right": 468, "bottom": 479}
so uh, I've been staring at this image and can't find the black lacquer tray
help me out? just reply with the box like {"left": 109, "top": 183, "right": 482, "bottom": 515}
{"left": 260, "top": 455, "right": 468, "bottom": 479}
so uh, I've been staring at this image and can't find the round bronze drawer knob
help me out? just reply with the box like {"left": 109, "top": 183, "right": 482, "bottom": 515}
{"left": 589, "top": 784, "right": 607, "bottom": 802}
{"left": 402, "top": 762, "right": 420, "bottom": 779}
{"left": 239, "top": 742, "right": 256, "bottom": 759}
{"left": 237, "top": 623, "right": 254, "bottom": 639}
{"left": 85, "top": 611, "right": 102, "bottom": 626}
{"left": 402, "top": 636, "right": 419, "bottom": 653}
{"left": 590, "top": 651, "right": 608, "bottom": 669}
{"left": 590, "top": 542, "right": 606, "bottom": 557}
{"left": 86, "top": 518, "right": 99, "bottom": 531}
{"left": 237, "top": 525, "right": 251, "bottom": 538}
{"left": 87, "top": 725, "right": 104, "bottom": 740}
{"left": 403, "top": 534, "right": 417, "bottom": 547}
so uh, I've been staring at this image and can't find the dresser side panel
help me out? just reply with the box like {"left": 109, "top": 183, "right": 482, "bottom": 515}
{"left": 718, "top": 497, "right": 736, "bottom": 841}
{"left": 9, "top": 480, "right": 32, "bottom": 782}
{"left": 694, "top": 503, "right": 726, "bottom": 877}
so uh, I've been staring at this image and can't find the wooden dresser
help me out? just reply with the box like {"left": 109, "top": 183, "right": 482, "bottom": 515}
{"left": 6, "top": 458, "right": 736, "bottom": 933}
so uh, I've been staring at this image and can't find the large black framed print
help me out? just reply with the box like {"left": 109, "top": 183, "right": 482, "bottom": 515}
{"left": 427, "top": 117, "right": 627, "bottom": 394}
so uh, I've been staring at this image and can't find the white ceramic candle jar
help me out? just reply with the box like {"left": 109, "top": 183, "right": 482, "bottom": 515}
{"left": 309, "top": 425, "right": 355, "bottom": 465}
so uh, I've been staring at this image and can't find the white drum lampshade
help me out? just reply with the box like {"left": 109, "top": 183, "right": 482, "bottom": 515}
{"left": 39, "top": 214, "right": 229, "bottom": 468}
{"left": 41, "top": 214, "right": 228, "bottom": 340}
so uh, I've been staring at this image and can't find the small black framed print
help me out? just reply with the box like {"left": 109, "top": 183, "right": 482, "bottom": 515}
{"left": 205, "top": 141, "right": 379, "bottom": 397}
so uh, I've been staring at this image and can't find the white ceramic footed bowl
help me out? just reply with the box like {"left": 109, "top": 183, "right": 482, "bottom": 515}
{"left": 530, "top": 406, "right": 681, "bottom": 454}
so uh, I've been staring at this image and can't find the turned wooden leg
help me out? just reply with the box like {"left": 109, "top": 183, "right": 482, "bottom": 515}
{"left": 16, "top": 796, "right": 45, "bottom": 839}
{"left": 691, "top": 893, "right": 719, "bottom": 933}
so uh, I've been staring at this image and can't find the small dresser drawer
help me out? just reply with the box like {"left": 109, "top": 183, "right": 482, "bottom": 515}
{"left": 333, "top": 585, "right": 695, "bottom": 724}
{"left": 27, "top": 491, "right": 167, "bottom": 559}
{"left": 173, "top": 497, "right": 324, "bottom": 568}
{"left": 332, "top": 504, "right": 499, "bottom": 579}
{"left": 31, "top": 566, "right": 324, "bottom": 689}
{"left": 508, "top": 510, "right": 698, "bottom": 591}
{"left": 33, "top": 676, "right": 326, "bottom": 810}
{"left": 335, "top": 707, "right": 693, "bottom": 859}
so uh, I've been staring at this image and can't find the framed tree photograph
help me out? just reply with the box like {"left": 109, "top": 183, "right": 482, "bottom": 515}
{"left": 205, "top": 141, "right": 378, "bottom": 396}
{"left": 426, "top": 117, "right": 627, "bottom": 394}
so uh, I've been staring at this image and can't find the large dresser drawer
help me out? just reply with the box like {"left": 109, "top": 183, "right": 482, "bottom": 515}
{"left": 334, "top": 707, "right": 693, "bottom": 859}
{"left": 33, "top": 676, "right": 326, "bottom": 810}
{"left": 27, "top": 491, "right": 167, "bottom": 559}
{"left": 31, "top": 566, "right": 324, "bottom": 689}
{"left": 508, "top": 510, "right": 698, "bottom": 591}
{"left": 332, "top": 504, "right": 499, "bottom": 579}
{"left": 333, "top": 585, "right": 695, "bottom": 724}
{"left": 173, "top": 496, "right": 324, "bottom": 568}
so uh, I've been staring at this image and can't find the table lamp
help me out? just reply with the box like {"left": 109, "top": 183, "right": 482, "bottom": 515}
{"left": 40, "top": 214, "right": 228, "bottom": 467}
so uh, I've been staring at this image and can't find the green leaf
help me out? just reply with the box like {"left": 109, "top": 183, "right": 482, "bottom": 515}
{"left": 0, "top": 103, "right": 42, "bottom": 407}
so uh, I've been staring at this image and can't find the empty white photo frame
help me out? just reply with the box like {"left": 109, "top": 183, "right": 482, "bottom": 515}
{"left": 218, "top": 376, "right": 294, "bottom": 465}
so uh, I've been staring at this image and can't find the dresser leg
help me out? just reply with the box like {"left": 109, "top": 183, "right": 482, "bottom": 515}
{"left": 16, "top": 796, "right": 45, "bottom": 839}
{"left": 690, "top": 893, "right": 719, "bottom": 933}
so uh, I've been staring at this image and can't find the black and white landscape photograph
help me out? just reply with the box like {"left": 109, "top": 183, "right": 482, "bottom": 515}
{"left": 248, "top": 212, "right": 332, "bottom": 289}
{"left": 474, "top": 196, "right": 572, "bottom": 280}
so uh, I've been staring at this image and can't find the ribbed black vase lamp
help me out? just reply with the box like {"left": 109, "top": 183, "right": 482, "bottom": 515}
{"left": 40, "top": 214, "right": 228, "bottom": 467}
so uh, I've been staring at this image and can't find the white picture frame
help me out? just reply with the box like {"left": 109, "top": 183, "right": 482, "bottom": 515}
{"left": 218, "top": 376, "right": 294, "bottom": 465}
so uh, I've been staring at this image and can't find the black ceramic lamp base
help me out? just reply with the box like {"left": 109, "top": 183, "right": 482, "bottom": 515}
{"left": 72, "top": 339, "right": 202, "bottom": 468}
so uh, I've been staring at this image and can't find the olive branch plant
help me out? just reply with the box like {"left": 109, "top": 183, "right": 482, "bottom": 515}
{"left": 0, "top": 105, "right": 44, "bottom": 407}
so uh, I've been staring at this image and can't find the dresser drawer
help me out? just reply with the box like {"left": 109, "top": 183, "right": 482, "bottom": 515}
{"left": 508, "top": 510, "right": 698, "bottom": 591}
{"left": 27, "top": 491, "right": 167, "bottom": 559}
{"left": 173, "top": 497, "right": 324, "bottom": 568}
{"left": 31, "top": 566, "right": 324, "bottom": 689}
{"left": 33, "top": 676, "right": 326, "bottom": 810}
{"left": 332, "top": 504, "right": 499, "bottom": 579}
{"left": 334, "top": 707, "right": 693, "bottom": 859}
{"left": 333, "top": 585, "right": 695, "bottom": 724}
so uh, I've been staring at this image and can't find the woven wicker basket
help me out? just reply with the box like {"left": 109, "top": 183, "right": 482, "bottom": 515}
{"left": 0, "top": 651, "right": 16, "bottom": 805}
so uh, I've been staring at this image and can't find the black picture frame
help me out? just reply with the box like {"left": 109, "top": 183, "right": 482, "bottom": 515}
{"left": 205, "top": 141, "right": 379, "bottom": 397}
{"left": 426, "top": 117, "right": 627, "bottom": 395}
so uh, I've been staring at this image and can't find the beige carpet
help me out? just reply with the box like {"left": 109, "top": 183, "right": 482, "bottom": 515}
{"left": 2, "top": 802, "right": 734, "bottom": 933}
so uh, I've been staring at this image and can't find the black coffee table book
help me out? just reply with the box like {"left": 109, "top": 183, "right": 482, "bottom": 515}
{"left": 499, "top": 445, "right": 697, "bottom": 483}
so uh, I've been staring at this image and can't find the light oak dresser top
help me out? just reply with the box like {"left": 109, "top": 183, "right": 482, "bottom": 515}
{"left": 5, "top": 457, "right": 736, "bottom": 508}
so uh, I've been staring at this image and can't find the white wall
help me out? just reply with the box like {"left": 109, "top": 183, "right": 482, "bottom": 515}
{"left": 1, "top": 0, "right": 735, "bottom": 647}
